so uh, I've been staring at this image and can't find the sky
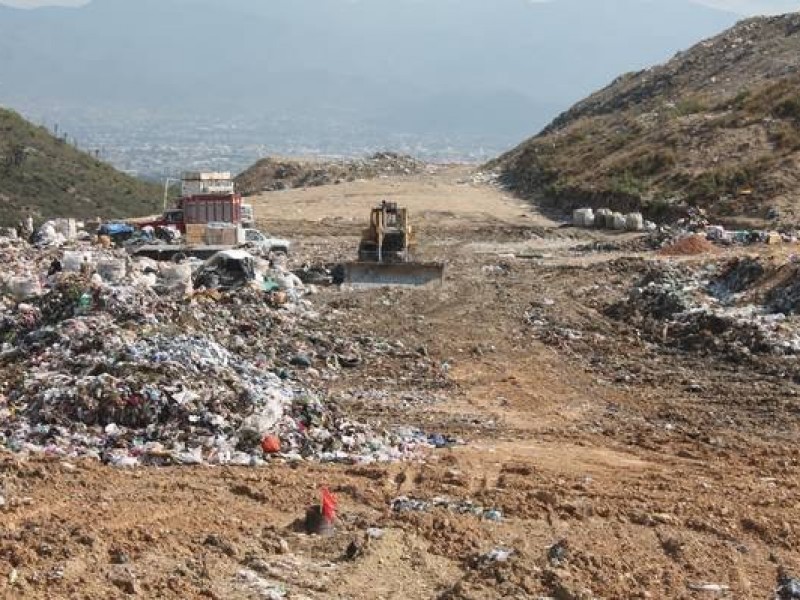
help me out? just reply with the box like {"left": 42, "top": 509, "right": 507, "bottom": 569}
{"left": 0, "top": 0, "right": 798, "bottom": 14}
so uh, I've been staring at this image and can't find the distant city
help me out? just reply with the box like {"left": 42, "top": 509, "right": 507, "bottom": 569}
{"left": 18, "top": 107, "right": 509, "bottom": 180}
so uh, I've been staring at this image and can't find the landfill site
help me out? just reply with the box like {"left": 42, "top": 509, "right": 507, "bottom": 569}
{"left": 4, "top": 163, "right": 800, "bottom": 600}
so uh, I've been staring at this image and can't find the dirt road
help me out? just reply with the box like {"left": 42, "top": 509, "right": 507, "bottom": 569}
{"left": 3, "top": 166, "right": 800, "bottom": 599}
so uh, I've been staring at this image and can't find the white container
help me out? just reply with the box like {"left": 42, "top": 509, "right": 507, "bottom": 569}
{"left": 9, "top": 277, "right": 42, "bottom": 300}
{"left": 612, "top": 213, "right": 627, "bottom": 230}
{"left": 63, "top": 251, "right": 94, "bottom": 273}
{"left": 625, "top": 213, "right": 644, "bottom": 232}
{"left": 573, "top": 208, "right": 594, "bottom": 228}
{"left": 158, "top": 263, "right": 193, "bottom": 284}
{"left": 595, "top": 208, "right": 612, "bottom": 229}
{"left": 52, "top": 218, "right": 78, "bottom": 240}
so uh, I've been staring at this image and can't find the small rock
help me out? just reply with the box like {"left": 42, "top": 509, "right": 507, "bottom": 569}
{"left": 108, "top": 565, "right": 138, "bottom": 595}
{"left": 203, "top": 534, "right": 237, "bottom": 557}
{"left": 110, "top": 547, "right": 130, "bottom": 564}
{"left": 290, "top": 354, "right": 312, "bottom": 368}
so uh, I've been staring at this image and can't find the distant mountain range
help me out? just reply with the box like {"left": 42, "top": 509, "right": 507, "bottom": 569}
{"left": 0, "top": 0, "right": 739, "bottom": 169}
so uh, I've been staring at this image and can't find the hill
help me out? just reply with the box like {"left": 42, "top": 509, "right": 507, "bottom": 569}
{"left": 491, "top": 12, "right": 800, "bottom": 225}
{"left": 234, "top": 153, "right": 426, "bottom": 196}
{"left": 0, "top": 107, "right": 160, "bottom": 226}
{"left": 0, "top": 0, "right": 737, "bottom": 164}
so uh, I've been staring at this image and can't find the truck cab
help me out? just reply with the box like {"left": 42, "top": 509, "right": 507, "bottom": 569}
{"left": 243, "top": 228, "right": 290, "bottom": 255}
{"left": 163, "top": 209, "right": 184, "bottom": 226}
{"left": 241, "top": 204, "right": 255, "bottom": 228}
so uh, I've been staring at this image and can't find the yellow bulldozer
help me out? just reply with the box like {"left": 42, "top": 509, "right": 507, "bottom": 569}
{"left": 341, "top": 201, "right": 445, "bottom": 287}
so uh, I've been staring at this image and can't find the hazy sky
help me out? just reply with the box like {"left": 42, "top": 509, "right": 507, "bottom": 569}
{"left": 0, "top": 0, "right": 799, "bottom": 14}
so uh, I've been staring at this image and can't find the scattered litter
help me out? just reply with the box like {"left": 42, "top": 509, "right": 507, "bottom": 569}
{"left": 547, "top": 539, "right": 569, "bottom": 566}
{"left": 484, "top": 548, "right": 514, "bottom": 563}
{"left": 687, "top": 582, "right": 730, "bottom": 592}
{"left": 236, "top": 569, "right": 287, "bottom": 600}
{"left": 776, "top": 572, "right": 800, "bottom": 599}
{"left": 391, "top": 496, "right": 503, "bottom": 520}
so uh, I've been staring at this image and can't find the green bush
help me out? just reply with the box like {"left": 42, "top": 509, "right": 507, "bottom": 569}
{"left": 774, "top": 96, "right": 800, "bottom": 121}
{"left": 675, "top": 97, "right": 709, "bottom": 116}
{"left": 609, "top": 171, "right": 646, "bottom": 197}
{"left": 0, "top": 107, "right": 160, "bottom": 226}
{"left": 687, "top": 159, "right": 768, "bottom": 200}
{"left": 627, "top": 150, "right": 677, "bottom": 177}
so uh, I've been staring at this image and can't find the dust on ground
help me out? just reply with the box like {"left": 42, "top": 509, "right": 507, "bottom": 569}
{"left": 3, "top": 165, "right": 800, "bottom": 599}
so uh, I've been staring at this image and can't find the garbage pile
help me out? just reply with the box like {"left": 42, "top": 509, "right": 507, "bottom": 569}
{"left": 234, "top": 152, "right": 427, "bottom": 195}
{"left": 0, "top": 237, "right": 439, "bottom": 466}
{"left": 606, "top": 260, "right": 800, "bottom": 357}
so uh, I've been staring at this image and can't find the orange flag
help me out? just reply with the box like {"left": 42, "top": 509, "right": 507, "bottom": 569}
{"left": 321, "top": 487, "right": 337, "bottom": 523}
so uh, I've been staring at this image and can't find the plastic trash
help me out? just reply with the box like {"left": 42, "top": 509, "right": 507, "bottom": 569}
{"left": 63, "top": 251, "right": 93, "bottom": 273}
{"left": 8, "top": 277, "right": 42, "bottom": 300}
{"left": 97, "top": 259, "right": 127, "bottom": 283}
{"left": 776, "top": 573, "right": 800, "bottom": 599}
{"left": 261, "top": 435, "right": 281, "bottom": 454}
{"left": 485, "top": 548, "right": 514, "bottom": 562}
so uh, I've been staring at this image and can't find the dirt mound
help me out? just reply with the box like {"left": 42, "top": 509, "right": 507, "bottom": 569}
{"left": 235, "top": 152, "right": 426, "bottom": 196}
{"left": 658, "top": 235, "right": 715, "bottom": 256}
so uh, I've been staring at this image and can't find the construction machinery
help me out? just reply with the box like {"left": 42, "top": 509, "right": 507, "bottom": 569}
{"left": 341, "top": 201, "right": 445, "bottom": 287}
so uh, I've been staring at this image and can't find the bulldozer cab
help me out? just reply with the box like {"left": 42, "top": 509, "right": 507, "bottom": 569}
{"left": 360, "top": 200, "right": 413, "bottom": 263}
{"left": 371, "top": 200, "right": 403, "bottom": 229}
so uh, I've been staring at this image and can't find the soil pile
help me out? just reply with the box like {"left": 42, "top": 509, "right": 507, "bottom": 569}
{"left": 658, "top": 235, "right": 716, "bottom": 256}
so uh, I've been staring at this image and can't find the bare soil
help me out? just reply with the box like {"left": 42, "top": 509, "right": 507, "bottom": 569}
{"left": 3, "top": 165, "right": 799, "bottom": 599}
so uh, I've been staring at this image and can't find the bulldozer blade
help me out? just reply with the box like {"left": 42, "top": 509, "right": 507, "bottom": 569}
{"left": 342, "top": 262, "right": 445, "bottom": 288}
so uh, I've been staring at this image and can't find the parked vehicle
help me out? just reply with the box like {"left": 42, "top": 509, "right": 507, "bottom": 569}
{"left": 128, "top": 228, "right": 290, "bottom": 261}
{"left": 340, "top": 201, "right": 444, "bottom": 287}
{"left": 139, "top": 172, "right": 245, "bottom": 234}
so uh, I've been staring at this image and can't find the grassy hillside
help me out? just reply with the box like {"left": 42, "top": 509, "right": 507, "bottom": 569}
{"left": 491, "top": 13, "right": 800, "bottom": 226}
{"left": 0, "top": 107, "right": 160, "bottom": 226}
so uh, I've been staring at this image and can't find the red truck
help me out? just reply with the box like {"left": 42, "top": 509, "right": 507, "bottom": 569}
{"left": 139, "top": 172, "right": 254, "bottom": 234}
{"left": 150, "top": 194, "right": 244, "bottom": 234}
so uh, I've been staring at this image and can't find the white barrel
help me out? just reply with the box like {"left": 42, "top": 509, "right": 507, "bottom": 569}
{"left": 595, "top": 208, "right": 612, "bottom": 229}
{"left": 625, "top": 213, "right": 644, "bottom": 231}
{"left": 573, "top": 208, "right": 595, "bottom": 228}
